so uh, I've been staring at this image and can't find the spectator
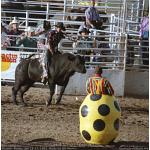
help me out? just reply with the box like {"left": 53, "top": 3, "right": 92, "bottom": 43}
{"left": 8, "top": 17, "right": 22, "bottom": 51}
{"left": 35, "top": 20, "right": 51, "bottom": 36}
{"left": 139, "top": 10, "right": 149, "bottom": 68}
{"left": 78, "top": 21, "right": 89, "bottom": 34}
{"left": 1, "top": 24, "right": 11, "bottom": 50}
{"left": 74, "top": 28, "right": 95, "bottom": 62}
{"left": 16, "top": 27, "right": 37, "bottom": 52}
{"left": 35, "top": 20, "right": 51, "bottom": 52}
{"left": 37, "top": 34, "right": 48, "bottom": 53}
{"left": 85, "top": 0, "right": 102, "bottom": 29}
{"left": 86, "top": 66, "right": 114, "bottom": 96}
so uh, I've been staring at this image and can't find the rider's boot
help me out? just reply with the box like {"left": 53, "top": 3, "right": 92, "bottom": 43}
{"left": 41, "top": 76, "right": 48, "bottom": 85}
{"left": 41, "top": 63, "right": 48, "bottom": 85}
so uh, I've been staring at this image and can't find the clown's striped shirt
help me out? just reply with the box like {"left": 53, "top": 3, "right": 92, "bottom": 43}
{"left": 86, "top": 75, "right": 114, "bottom": 96}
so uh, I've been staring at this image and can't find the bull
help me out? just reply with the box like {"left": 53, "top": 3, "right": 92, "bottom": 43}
{"left": 12, "top": 52, "right": 86, "bottom": 106}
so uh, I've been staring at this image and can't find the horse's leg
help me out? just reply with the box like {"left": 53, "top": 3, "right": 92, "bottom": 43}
{"left": 56, "top": 82, "right": 68, "bottom": 104}
{"left": 18, "top": 82, "right": 33, "bottom": 106}
{"left": 12, "top": 83, "right": 22, "bottom": 105}
{"left": 46, "top": 83, "right": 55, "bottom": 106}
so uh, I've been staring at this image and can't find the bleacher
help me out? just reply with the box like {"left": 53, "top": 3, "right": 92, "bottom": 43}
{"left": 1, "top": 0, "right": 149, "bottom": 71}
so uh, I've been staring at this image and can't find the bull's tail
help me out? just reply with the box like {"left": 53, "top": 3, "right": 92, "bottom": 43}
{"left": 20, "top": 54, "right": 36, "bottom": 62}
{"left": 28, "top": 54, "right": 35, "bottom": 59}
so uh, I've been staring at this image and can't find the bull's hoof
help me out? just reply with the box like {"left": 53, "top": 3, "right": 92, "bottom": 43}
{"left": 46, "top": 101, "right": 51, "bottom": 107}
{"left": 55, "top": 100, "right": 61, "bottom": 105}
{"left": 41, "top": 77, "right": 48, "bottom": 85}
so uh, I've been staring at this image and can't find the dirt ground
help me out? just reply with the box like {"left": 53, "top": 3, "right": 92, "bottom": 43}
{"left": 1, "top": 85, "right": 149, "bottom": 149}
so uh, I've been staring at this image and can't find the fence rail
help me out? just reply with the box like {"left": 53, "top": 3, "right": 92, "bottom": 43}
{"left": 1, "top": 0, "right": 149, "bottom": 72}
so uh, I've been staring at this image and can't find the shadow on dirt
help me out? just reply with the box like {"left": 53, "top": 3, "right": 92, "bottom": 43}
{"left": 112, "top": 141, "right": 149, "bottom": 149}
{"left": 2, "top": 140, "right": 149, "bottom": 150}
{"left": 121, "top": 106, "right": 149, "bottom": 113}
{"left": 2, "top": 100, "right": 80, "bottom": 110}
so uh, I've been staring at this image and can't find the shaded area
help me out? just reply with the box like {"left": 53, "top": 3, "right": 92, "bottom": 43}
{"left": 1, "top": 141, "right": 149, "bottom": 150}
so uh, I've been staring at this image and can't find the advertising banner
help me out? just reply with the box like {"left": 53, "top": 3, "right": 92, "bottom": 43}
{"left": 1, "top": 50, "right": 35, "bottom": 80}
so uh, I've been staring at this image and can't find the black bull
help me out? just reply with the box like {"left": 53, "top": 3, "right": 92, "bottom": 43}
{"left": 12, "top": 53, "right": 86, "bottom": 106}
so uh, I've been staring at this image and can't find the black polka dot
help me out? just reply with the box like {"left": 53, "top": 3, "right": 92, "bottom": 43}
{"left": 114, "top": 119, "right": 119, "bottom": 131}
{"left": 82, "top": 130, "right": 91, "bottom": 141}
{"left": 81, "top": 105, "right": 89, "bottom": 117}
{"left": 114, "top": 101, "right": 121, "bottom": 112}
{"left": 93, "top": 119, "right": 105, "bottom": 131}
{"left": 98, "top": 104, "right": 110, "bottom": 116}
{"left": 90, "top": 94, "right": 101, "bottom": 101}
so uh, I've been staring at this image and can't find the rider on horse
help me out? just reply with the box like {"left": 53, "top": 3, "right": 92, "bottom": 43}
{"left": 41, "top": 22, "right": 66, "bottom": 84}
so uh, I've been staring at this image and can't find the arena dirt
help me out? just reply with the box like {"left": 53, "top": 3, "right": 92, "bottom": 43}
{"left": 1, "top": 86, "right": 149, "bottom": 149}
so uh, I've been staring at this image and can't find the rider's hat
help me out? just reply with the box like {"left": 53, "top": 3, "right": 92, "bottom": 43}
{"left": 55, "top": 22, "right": 66, "bottom": 31}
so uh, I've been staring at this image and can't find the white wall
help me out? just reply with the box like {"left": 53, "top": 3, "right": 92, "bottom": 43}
{"left": 57, "top": 69, "right": 125, "bottom": 96}
{"left": 57, "top": 69, "right": 149, "bottom": 97}
{"left": 124, "top": 71, "right": 149, "bottom": 97}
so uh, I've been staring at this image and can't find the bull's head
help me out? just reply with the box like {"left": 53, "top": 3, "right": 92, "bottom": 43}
{"left": 68, "top": 54, "right": 86, "bottom": 74}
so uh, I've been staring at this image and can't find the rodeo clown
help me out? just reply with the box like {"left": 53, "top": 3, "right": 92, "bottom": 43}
{"left": 86, "top": 66, "right": 114, "bottom": 96}
{"left": 80, "top": 66, "right": 121, "bottom": 145}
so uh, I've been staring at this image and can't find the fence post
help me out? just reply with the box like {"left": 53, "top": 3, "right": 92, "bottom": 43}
{"left": 122, "top": 34, "right": 128, "bottom": 97}
{"left": 122, "top": 0, "right": 127, "bottom": 33}
{"left": 123, "top": 34, "right": 128, "bottom": 71}
{"left": 105, "top": 0, "right": 108, "bottom": 12}
{"left": 110, "top": 14, "right": 115, "bottom": 33}
{"left": 110, "top": 14, "right": 115, "bottom": 49}
{"left": 25, "top": 11, "right": 29, "bottom": 28}
{"left": 119, "top": 33, "right": 126, "bottom": 68}
{"left": 63, "top": 0, "right": 67, "bottom": 21}
{"left": 71, "top": 0, "right": 75, "bottom": 9}
{"left": 46, "top": 3, "right": 49, "bottom": 20}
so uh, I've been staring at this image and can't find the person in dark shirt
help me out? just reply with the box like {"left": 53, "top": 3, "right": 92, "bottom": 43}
{"left": 75, "top": 28, "right": 95, "bottom": 63}
{"left": 47, "top": 22, "right": 66, "bottom": 54}
{"left": 16, "top": 27, "right": 37, "bottom": 52}
{"left": 41, "top": 22, "right": 66, "bottom": 83}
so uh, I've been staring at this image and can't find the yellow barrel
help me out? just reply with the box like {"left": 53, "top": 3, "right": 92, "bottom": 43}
{"left": 79, "top": 94, "right": 121, "bottom": 144}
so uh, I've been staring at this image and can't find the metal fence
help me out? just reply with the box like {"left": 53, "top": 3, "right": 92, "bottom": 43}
{"left": 1, "top": 0, "right": 149, "bottom": 72}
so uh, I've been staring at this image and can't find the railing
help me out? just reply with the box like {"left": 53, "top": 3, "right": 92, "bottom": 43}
{"left": 2, "top": 32, "right": 148, "bottom": 71}
{"left": 1, "top": 0, "right": 148, "bottom": 72}
{"left": 2, "top": 0, "right": 144, "bottom": 26}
